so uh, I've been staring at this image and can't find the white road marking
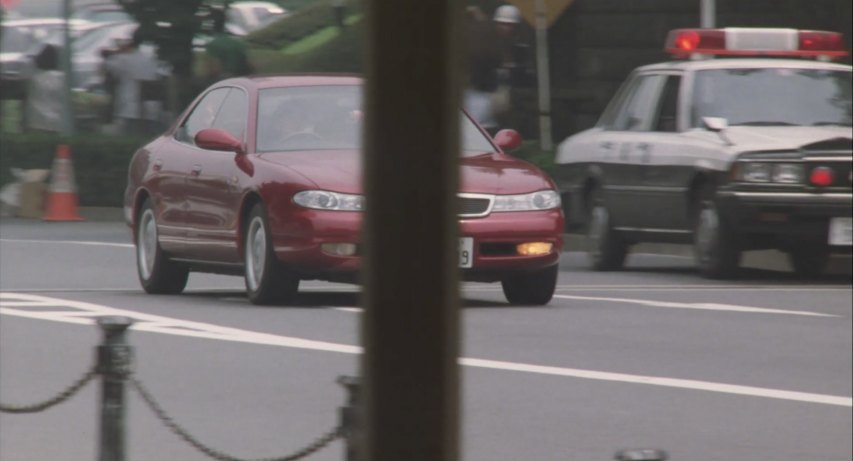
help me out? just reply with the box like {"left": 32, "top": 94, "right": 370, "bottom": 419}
{"left": 0, "top": 238, "right": 134, "bottom": 249}
{"left": 554, "top": 294, "right": 837, "bottom": 317}
{"left": 1, "top": 292, "right": 849, "bottom": 407}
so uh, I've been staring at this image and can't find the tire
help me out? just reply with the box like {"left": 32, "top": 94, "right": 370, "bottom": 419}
{"left": 501, "top": 264, "right": 558, "bottom": 306}
{"left": 136, "top": 199, "right": 189, "bottom": 294}
{"left": 693, "top": 188, "right": 741, "bottom": 279}
{"left": 244, "top": 204, "right": 299, "bottom": 305}
{"left": 788, "top": 244, "right": 829, "bottom": 279}
{"left": 586, "top": 190, "right": 628, "bottom": 271}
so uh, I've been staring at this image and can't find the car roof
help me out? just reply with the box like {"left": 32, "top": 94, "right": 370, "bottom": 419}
{"left": 221, "top": 74, "right": 363, "bottom": 90}
{"left": 2, "top": 18, "right": 92, "bottom": 28}
{"left": 635, "top": 58, "right": 852, "bottom": 73}
{"left": 231, "top": 1, "right": 283, "bottom": 9}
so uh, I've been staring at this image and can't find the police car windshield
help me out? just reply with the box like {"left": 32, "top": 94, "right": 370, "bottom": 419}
{"left": 691, "top": 68, "right": 852, "bottom": 127}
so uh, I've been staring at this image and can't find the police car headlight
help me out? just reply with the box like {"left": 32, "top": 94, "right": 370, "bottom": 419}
{"left": 492, "top": 190, "right": 561, "bottom": 212}
{"left": 772, "top": 164, "right": 803, "bottom": 184}
{"left": 293, "top": 190, "right": 365, "bottom": 211}
{"left": 736, "top": 162, "right": 803, "bottom": 184}
{"left": 740, "top": 163, "right": 771, "bottom": 182}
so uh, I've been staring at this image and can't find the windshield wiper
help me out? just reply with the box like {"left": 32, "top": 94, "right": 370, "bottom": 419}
{"left": 730, "top": 121, "right": 798, "bottom": 126}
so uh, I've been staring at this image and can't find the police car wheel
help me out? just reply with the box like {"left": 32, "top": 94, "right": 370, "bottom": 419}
{"left": 244, "top": 204, "right": 299, "bottom": 305}
{"left": 693, "top": 193, "right": 740, "bottom": 279}
{"left": 586, "top": 190, "right": 628, "bottom": 271}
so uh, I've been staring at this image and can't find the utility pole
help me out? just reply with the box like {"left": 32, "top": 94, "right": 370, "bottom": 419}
{"left": 701, "top": 0, "right": 716, "bottom": 28}
{"left": 61, "top": 0, "right": 75, "bottom": 137}
{"left": 534, "top": 0, "right": 553, "bottom": 151}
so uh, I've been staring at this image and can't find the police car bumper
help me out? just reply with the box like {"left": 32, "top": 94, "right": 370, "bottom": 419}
{"left": 717, "top": 191, "right": 852, "bottom": 247}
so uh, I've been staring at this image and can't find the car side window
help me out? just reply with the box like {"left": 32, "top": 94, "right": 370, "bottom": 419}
{"left": 612, "top": 75, "right": 664, "bottom": 132}
{"left": 212, "top": 88, "right": 248, "bottom": 141}
{"left": 597, "top": 75, "right": 637, "bottom": 129}
{"left": 652, "top": 76, "right": 681, "bottom": 132}
{"left": 175, "top": 88, "right": 230, "bottom": 145}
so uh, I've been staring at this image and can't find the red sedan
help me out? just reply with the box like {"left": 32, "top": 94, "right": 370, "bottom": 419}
{"left": 124, "top": 75, "right": 564, "bottom": 305}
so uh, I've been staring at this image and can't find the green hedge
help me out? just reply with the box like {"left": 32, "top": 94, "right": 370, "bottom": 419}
{"left": 512, "top": 140, "right": 556, "bottom": 177}
{"left": 247, "top": 0, "right": 364, "bottom": 50}
{"left": 0, "top": 133, "right": 149, "bottom": 207}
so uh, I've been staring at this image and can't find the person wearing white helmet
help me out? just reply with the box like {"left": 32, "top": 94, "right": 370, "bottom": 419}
{"left": 493, "top": 4, "right": 521, "bottom": 26}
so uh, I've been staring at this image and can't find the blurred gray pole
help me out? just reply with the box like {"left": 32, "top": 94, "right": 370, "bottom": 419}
{"left": 700, "top": 0, "right": 716, "bottom": 28}
{"left": 61, "top": 0, "right": 75, "bottom": 136}
{"left": 361, "top": 0, "right": 461, "bottom": 460}
{"left": 535, "top": 0, "right": 553, "bottom": 151}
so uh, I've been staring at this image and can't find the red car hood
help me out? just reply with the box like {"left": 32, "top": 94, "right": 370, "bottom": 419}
{"left": 258, "top": 150, "right": 555, "bottom": 195}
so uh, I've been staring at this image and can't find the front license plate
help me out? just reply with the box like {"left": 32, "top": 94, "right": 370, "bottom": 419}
{"left": 828, "top": 217, "right": 852, "bottom": 246}
{"left": 459, "top": 237, "right": 474, "bottom": 268}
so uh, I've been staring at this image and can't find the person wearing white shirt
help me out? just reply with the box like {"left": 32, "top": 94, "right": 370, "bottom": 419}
{"left": 103, "top": 30, "right": 160, "bottom": 136}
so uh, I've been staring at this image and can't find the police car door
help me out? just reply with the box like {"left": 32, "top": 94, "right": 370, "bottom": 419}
{"left": 606, "top": 73, "right": 666, "bottom": 229}
{"left": 634, "top": 73, "right": 688, "bottom": 231}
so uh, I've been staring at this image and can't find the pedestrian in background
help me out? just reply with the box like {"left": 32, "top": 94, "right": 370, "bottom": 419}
{"left": 203, "top": 7, "right": 254, "bottom": 84}
{"left": 465, "top": 6, "right": 501, "bottom": 134}
{"left": 25, "top": 44, "right": 64, "bottom": 133}
{"left": 103, "top": 29, "right": 161, "bottom": 136}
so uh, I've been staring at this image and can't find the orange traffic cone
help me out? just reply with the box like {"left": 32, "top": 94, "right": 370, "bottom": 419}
{"left": 43, "top": 144, "right": 84, "bottom": 221}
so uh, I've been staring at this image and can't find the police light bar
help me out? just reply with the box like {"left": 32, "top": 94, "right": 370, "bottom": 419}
{"left": 665, "top": 28, "right": 849, "bottom": 60}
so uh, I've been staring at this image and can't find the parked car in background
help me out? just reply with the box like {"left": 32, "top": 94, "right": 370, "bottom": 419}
{"left": 554, "top": 28, "right": 852, "bottom": 279}
{"left": 1, "top": 23, "right": 35, "bottom": 83}
{"left": 227, "top": 1, "right": 288, "bottom": 35}
{"left": 36, "top": 20, "right": 165, "bottom": 90}
{"left": 125, "top": 75, "right": 564, "bottom": 305}
{"left": 1, "top": 18, "right": 92, "bottom": 83}
{"left": 72, "top": 2, "right": 132, "bottom": 23}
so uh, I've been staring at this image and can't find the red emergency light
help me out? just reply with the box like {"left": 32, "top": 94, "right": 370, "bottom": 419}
{"left": 665, "top": 28, "right": 849, "bottom": 60}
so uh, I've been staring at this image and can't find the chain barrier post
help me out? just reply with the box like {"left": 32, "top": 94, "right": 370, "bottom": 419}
{"left": 96, "top": 316, "right": 134, "bottom": 461}
{"left": 337, "top": 375, "right": 362, "bottom": 461}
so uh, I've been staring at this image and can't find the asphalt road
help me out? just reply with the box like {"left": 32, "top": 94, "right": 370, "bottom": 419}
{"left": 1, "top": 220, "right": 851, "bottom": 461}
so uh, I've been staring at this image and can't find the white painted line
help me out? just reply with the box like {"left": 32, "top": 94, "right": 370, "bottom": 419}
{"left": 334, "top": 307, "right": 362, "bottom": 313}
{"left": 0, "top": 239, "right": 134, "bottom": 249}
{"left": 0, "top": 301, "right": 65, "bottom": 307}
{"left": 1, "top": 292, "right": 849, "bottom": 408}
{"left": 554, "top": 294, "right": 836, "bottom": 317}
{"left": 458, "top": 358, "right": 852, "bottom": 407}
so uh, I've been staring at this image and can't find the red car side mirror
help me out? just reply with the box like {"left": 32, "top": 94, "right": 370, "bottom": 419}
{"left": 493, "top": 129, "right": 522, "bottom": 152}
{"left": 195, "top": 128, "right": 244, "bottom": 155}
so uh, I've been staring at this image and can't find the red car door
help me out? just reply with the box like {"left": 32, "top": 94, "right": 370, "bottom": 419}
{"left": 146, "top": 137, "right": 195, "bottom": 255}
{"left": 159, "top": 87, "right": 231, "bottom": 259}
{"left": 183, "top": 87, "right": 250, "bottom": 263}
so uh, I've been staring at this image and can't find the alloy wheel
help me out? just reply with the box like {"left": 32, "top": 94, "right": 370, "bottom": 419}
{"left": 245, "top": 216, "right": 267, "bottom": 291}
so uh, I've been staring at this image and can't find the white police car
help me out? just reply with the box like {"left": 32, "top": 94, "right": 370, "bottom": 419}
{"left": 554, "top": 28, "right": 852, "bottom": 278}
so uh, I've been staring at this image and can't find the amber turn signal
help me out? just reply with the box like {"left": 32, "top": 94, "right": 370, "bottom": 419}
{"left": 516, "top": 242, "right": 553, "bottom": 256}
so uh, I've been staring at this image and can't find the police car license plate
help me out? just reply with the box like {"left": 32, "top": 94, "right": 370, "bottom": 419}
{"left": 459, "top": 237, "right": 474, "bottom": 268}
{"left": 828, "top": 217, "right": 852, "bottom": 246}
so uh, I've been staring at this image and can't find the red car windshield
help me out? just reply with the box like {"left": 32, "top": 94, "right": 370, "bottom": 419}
{"left": 256, "top": 85, "right": 496, "bottom": 155}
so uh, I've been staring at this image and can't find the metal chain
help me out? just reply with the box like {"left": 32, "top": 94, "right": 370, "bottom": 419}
{"left": 130, "top": 377, "right": 342, "bottom": 461}
{"left": 0, "top": 367, "right": 98, "bottom": 414}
